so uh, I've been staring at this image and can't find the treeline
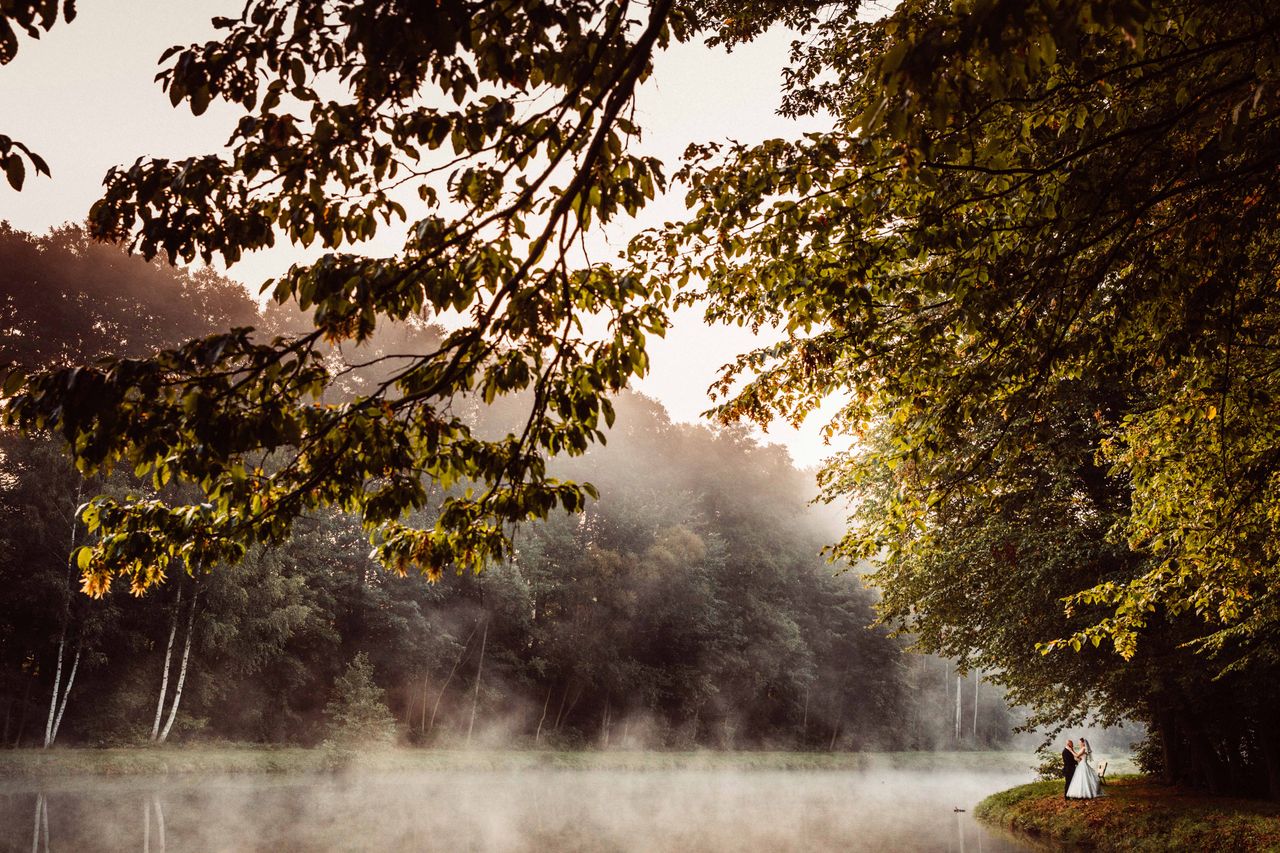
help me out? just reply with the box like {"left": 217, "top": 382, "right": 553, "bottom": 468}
{"left": 0, "top": 224, "right": 1014, "bottom": 749}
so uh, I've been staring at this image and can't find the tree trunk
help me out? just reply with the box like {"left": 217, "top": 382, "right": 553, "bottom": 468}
{"left": 41, "top": 627, "right": 66, "bottom": 748}
{"left": 1260, "top": 727, "right": 1280, "bottom": 802}
{"left": 601, "top": 696, "right": 611, "bottom": 748}
{"left": 48, "top": 639, "right": 80, "bottom": 744}
{"left": 420, "top": 671, "right": 430, "bottom": 734}
{"left": 954, "top": 674, "right": 962, "bottom": 743}
{"left": 801, "top": 686, "right": 809, "bottom": 737}
{"left": 466, "top": 616, "right": 488, "bottom": 747}
{"left": 45, "top": 484, "right": 83, "bottom": 750}
{"left": 553, "top": 680, "right": 571, "bottom": 732}
{"left": 429, "top": 618, "right": 479, "bottom": 734}
{"left": 535, "top": 684, "right": 552, "bottom": 745}
{"left": 151, "top": 587, "right": 183, "bottom": 742}
{"left": 158, "top": 589, "right": 198, "bottom": 744}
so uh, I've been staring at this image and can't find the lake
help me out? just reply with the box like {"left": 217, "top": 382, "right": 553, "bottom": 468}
{"left": 1, "top": 754, "right": 1033, "bottom": 851}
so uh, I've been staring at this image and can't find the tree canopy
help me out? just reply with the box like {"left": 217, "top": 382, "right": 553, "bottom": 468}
{"left": 4, "top": 0, "right": 693, "bottom": 594}
{"left": 6, "top": 0, "right": 1280, "bottom": 795}
{"left": 657, "top": 0, "right": 1280, "bottom": 795}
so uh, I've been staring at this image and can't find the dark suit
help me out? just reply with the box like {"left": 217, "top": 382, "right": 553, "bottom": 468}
{"left": 1062, "top": 747, "right": 1078, "bottom": 798}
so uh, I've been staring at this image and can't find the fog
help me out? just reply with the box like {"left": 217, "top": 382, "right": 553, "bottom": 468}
{"left": 2, "top": 757, "right": 1033, "bottom": 852}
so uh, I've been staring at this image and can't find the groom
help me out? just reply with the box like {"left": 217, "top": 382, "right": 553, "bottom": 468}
{"left": 1062, "top": 739, "right": 1078, "bottom": 799}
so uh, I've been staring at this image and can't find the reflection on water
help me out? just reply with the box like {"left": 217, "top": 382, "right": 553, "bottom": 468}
{"left": 1, "top": 761, "right": 1031, "bottom": 852}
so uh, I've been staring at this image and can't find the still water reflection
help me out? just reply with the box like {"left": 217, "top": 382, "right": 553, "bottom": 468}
{"left": 2, "top": 762, "right": 1032, "bottom": 852}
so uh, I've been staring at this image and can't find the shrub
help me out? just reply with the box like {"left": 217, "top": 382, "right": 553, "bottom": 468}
{"left": 323, "top": 653, "right": 397, "bottom": 747}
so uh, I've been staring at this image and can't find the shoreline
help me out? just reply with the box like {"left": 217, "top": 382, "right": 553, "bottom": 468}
{"left": 975, "top": 775, "right": 1280, "bottom": 852}
{"left": 0, "top": 746, "right": 1038, "bottom": 779}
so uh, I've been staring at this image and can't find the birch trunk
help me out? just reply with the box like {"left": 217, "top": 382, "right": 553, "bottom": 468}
{"left": 158, "top": 589, "right": 198, "bottom": 744}
{"left": 48, "top": 639, "right": 80, "bottom": 744}
{"left": 535, "top": 684, "right": 552, "bottom": 745}
{"left": 45, "top": 485, "right": 83, "bottom": 749}
{"left": 419, "top": 671, "right": 430, "bottom": 734}
{"left": 41, "top": 628, "right": 65, "bottom": 748}
{"left": 954, "top": 674, "right": 962, "bottom": 741}
{"left": 151, "top": 587, "right": 183, "bottom": 741}
{"left": 466, "top": 617, "right": 488, "bottom": 746}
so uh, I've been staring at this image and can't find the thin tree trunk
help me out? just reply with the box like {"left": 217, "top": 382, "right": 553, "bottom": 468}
{"left": 151, "top": 586, "right": 183, "bottom": 742}
{"left": 954, "top": 674, "right": 962, "bottom": 742}
{"left": 535, "top": 684, "right": 552, "bottom": 745}
{"left": 829, "top": 720, "right": 841, "bottom": 751}
{"left": 429, "top": 618, "right": 480, "bottom": 734}
{"left": 158, "top": 589, "right": 198, "bottom": 744}
{"left": 560, "top": 683, "right": 584, "bottom": 730}
{"left": 42, "top": 628, "right": 66, "bottom": 749}
{"left": 420, "top": 671, "right": 430, "bottom": 734}
{"left": 45, "top": 485, "right": 83, "bottom": 750}
{"left": 801, "top": 686, "right": 810, "bottom": 737}
{"left": 48, "top": 639, "right": 80, "bottom": 744}
{"left": 466, "top": 617, "right": 488, "bottom": 746}
{"left": 553, "top": 680, "right": 571, "bottom": 731}
{"left": 601, "top": 696, "right": 611, "bottom": 747}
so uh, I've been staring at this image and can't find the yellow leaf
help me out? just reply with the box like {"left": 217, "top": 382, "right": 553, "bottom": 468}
{"left": 1207, "top": 405, "right": 1217, "bottom": 420}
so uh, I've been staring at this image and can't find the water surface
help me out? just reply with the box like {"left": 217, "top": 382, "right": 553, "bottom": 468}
{"left": 2, "top": 757, "right": 1032, "bottom": 851}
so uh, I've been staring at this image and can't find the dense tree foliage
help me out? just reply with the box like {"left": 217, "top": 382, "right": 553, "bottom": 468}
{"left": 3, "top": 0, "right": 694, "bottom": 594}
{"left": 0, "top": 226, "right": 1003, "bottom": 750}
{"left": 657, "top": 1, "right": 1280, "bottom": 796}
{"left": 12, "top": 0, "right": 1261, "bottom": 790}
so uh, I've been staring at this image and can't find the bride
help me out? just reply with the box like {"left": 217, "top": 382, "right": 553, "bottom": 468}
{"left": 1066, "top": 737, "right": 1103, "bottom": 799}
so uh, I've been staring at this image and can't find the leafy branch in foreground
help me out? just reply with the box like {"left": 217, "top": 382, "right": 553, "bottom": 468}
{"left": 0, "top": 1, "right": 75, "bottom": 189}
{"left": 4, "top": 0, "right": 689, "bottom": 596}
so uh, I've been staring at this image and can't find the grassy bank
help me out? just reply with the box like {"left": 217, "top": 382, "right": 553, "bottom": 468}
{"left": 976, "top": 775, "right": 1280, "bottom": 852}
{"left": 0, "top": 746, "right": 1034, "bottom": 778}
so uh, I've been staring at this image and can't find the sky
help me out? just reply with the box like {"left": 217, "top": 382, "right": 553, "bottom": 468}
{"left": 0, "top": 2, "right": 847, "bottom": 469}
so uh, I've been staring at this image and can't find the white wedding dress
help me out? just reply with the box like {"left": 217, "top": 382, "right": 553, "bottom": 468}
{"left": 1066, "top": 752, "right": 1103, "bottom": 799}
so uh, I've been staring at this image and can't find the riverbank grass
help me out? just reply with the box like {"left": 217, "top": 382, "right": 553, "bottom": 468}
{"left": 0, "top": 746, "right": 1033, "bottom": 778}
{"left": 976, "top": 775, "right": 1280, "bottom": 852}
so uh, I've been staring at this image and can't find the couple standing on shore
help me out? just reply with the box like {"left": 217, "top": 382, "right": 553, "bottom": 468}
{"left": 1062, "top": 738, "right": 1102, "bottom": 799}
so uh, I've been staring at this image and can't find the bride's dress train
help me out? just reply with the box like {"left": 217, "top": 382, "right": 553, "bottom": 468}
{"left": 1066, "top": 756, "right": 1103, "bottom": 799}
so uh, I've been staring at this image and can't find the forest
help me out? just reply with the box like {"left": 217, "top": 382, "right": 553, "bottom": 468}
{"left": 3, "top": 0, "right": 1279, "bottom": 816}
{"left": 0, "top": 224, "right": 1012, "bottom": 751}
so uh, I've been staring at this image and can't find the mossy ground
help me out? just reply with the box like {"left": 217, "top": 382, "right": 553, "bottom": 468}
{"left": 976, "top": 774, "right": 1280, "bottom": 852}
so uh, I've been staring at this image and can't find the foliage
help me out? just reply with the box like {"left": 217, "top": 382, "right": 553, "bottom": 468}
{"left": 3, "top": 0, "right": 694, "bottom": 594}
{"left": 650, "top": 0, "right": 1280, "bottom": 795}
{"left": 0, "top": 2, "right": 73, "bottom": 189}
{"left": 323, "top": 652, "right": 397, "bottom": 746}
{"left": 0, "top": 221, "right": 958, "bottom": 752}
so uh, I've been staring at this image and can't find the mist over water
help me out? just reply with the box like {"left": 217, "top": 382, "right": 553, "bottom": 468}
{"left": 1, "top": 756, "right": 1032, "bottom": 852}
